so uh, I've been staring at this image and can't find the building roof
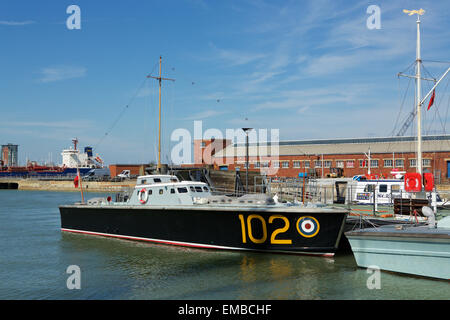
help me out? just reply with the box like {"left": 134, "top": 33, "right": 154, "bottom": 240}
{"left": 214, "top": 134, "right": 450, "bottom": 158}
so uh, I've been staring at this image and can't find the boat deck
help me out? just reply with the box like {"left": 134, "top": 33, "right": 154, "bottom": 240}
{"left": 346, "top": 224, "right": 450, "bottom": 239}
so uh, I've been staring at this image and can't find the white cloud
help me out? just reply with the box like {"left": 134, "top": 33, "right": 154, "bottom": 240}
{"left": 209, "top": 43, "right": 267, "bottom": 66}
{"left": 38, "top": 66, "right": 87, "bottom": 83}
{"left": 184, "top": 110, "right": 227, "bottom": 120}
{"left": 0, "top": 20, "right": 35, "bottom": 26}
{"left": 3, "top": 120, "right": 93, "bottom": 129}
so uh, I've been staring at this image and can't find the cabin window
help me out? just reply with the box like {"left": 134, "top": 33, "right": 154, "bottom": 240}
{"left": 170, "top": 188, "right": 175, "bottom": 194}
{"left": 190, "top": 186, "right": 195, "bottom": 192}
{"left": 195, "top": 186, "right": 203, "bottom": 192}
{"left": 153, "top": 178, "right": 162, "bottom": 183}
{"left": 159, "top": 189, "right": 163, "bottom": 195}
{"left": 141, "top": 179, "right": 147, "bottom": 184}
{"left": 364, "top": 184, "right": 375, "bottom": 193}
{"left": 391, "top": 185, "right": 400, "bottom": 192}
{"left": 148, "top": 190, "right": 152, "bottom": 195}
{"left": 203, "top": 186, "right": 209, "bottom": 192}
{"left": 379, "top": 184, "right": 388, "bottom": 193}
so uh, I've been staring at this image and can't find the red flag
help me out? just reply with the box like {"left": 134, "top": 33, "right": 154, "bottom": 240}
{"left": 74, "top": 175, "right": 79, "bottom": 188}
{"left": 427, "top": 89, "right": 435, "bottom": 110}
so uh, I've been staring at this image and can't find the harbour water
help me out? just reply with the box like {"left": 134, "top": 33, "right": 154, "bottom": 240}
{"left": 0, "top": 190, "right": 448, "bottom": 300}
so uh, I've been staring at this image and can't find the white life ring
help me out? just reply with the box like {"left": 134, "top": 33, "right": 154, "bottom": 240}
{"left": 138, "top": 188, "right": 148, "bottom": 204}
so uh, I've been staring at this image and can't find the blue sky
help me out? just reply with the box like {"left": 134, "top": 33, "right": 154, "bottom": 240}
{"left": 1, "top": 0, "right": 450, "bottom": 165}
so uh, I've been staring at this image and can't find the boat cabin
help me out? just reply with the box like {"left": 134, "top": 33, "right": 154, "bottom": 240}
{"left": 352, "top": 179, "right": 408, "bottom": 205}
{"left": 351, "top": 179, "right": 443, "bottom": 206}
{"left": 126, "top": 175, "right": 212, "bottom": 206}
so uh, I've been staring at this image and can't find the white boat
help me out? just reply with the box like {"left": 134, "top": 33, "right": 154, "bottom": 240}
{"left": 350, "top": 178, "right": 447, "bottom": 208}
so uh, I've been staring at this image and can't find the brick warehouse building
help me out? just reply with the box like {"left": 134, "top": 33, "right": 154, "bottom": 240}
{"left": 192, "top": 135, "right": 450, "bottom": 183}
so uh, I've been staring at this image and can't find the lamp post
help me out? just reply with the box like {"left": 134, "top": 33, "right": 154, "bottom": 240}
{"left": 242, "top": 128, "right": 253, "bottom": 193}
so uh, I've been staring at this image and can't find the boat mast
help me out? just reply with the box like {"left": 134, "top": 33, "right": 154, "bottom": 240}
{"left": 415, "top": 12, "right": 423, "bottom": 175}
{"left": 147, "top": 56, "right": 175, "bottom": 172}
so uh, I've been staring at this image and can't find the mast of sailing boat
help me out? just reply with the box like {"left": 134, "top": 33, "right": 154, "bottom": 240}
{"left": 147, "top": 56, "right": 175, "bottom": 172}
{"left": 403, "top": 9, "right": 450, "bottom": 187}
{"left": 415, "top": 11, "right": 423, "bottom": 176}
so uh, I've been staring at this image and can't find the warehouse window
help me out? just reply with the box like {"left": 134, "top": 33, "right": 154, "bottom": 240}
{"left": 304, "top": 161, "right": 310, "bottom": 168}
{"left": 423, "top": 159, "right": 431, "bottom": 167}
{"left": 282, "top": 161, "right": 289, "bottom": 168}
{"left": 384, "top": 159, "right": 393, "bottom": 167}
{"left": 359, "top": 160, "right": 367, "bottom": 168}
{"left": 395, "top": 159, "right": 404, "bottom": 167}
{"left": 410, "top": 159, "right": 417, "bottom": 167}
{"left": 293, "top": 161, "right": 301, "bottom": 168}
{"left": 370, "top": 160, "right": 378, "bottom": 168}
{"left": 346, "top": 160, "right": 354, "bottom": 168}
{"left": 336, "top": 160, "right": 344, "bottom": 168}
{"left": 273, "top": 161, "right": 280, "bottom": 168}
{"left": 324, "top": 160, "right": 332, "bottom": 168}
{"left": 314, "top": 160, "right": 322, "bottom": 167}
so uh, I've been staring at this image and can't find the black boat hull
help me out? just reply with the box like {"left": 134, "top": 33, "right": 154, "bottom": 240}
{"left": 59, "top": 205, "right": 348, "bottom": 256}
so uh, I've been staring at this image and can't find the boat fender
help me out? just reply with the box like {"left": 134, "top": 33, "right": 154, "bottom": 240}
{"left": 422, "top": 206, "right": 436, "bottom": 228}
{"left": 138, "top": 188, "right": 149, "bottom": 204}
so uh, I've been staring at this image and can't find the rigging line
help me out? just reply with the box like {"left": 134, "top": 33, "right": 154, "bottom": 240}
{"left": 390, "top": 77, "right": 412, "bottom": 138}
{"left": 94, "top": 77, "right": 149, "bottom": 150}
{"left": 399, "top": 60, "right": 417, "bottom": 75}
{"left": 433, "top": 77, "right": 450, "bottom": 135}
{"left": 422, "top": 59, "right": 450, "bottom": 65}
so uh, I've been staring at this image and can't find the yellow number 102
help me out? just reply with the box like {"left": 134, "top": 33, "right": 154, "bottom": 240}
{"left": 238, "top": 214, "right": 292, "bottom": 245}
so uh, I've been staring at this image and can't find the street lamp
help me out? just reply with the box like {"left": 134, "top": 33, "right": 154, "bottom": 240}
{"left": 242, "top": 128, "right": 253, "bottom": 193}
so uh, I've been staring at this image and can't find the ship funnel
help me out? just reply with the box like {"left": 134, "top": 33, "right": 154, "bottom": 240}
{"left": 421, "top": 206, "right": 436, "bottom": 228}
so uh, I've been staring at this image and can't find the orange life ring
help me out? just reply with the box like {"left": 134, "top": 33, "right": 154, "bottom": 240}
{"left": 423, "top": 172, "right": 434, "bottom": 192}
{"left": 404, "top": 173, "right": 422, "bottom": 192}
{"left": 138, "top": 188, "right": 148, "bottom": 204}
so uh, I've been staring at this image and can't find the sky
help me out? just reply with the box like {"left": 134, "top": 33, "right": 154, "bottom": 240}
{"left": 1, "top": 0, "right": 450, "bottom": 165}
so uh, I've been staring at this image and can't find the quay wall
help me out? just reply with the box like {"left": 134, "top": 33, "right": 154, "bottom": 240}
{"left": 0, "top": 179, "right": 136, "bottom": 192}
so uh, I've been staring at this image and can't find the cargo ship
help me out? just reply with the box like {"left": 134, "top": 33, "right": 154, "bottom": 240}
{"left": 0, "top": 138, "right": 104, "bottom": 177}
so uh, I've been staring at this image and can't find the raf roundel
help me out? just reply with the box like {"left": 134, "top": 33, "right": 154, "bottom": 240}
{"left": 296, "top": 216, "right": 320, "bottom": 238}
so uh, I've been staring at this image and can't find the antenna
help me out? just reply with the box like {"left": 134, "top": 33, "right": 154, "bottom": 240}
{"left": 147, "top": 56, "right": 175, "bottom": 172}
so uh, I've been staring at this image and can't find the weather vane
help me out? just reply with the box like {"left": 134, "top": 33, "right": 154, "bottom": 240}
{"left": 403, "top": 8, "right": 425, "bottom": 16}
